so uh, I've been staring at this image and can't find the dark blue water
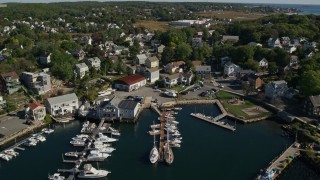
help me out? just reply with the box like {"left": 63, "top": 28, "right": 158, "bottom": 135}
{"left": 0, "top": 104, "right": 316, "bottom": 180}
{"left": 249, "top": 3, "right": 320, "bottom": 15}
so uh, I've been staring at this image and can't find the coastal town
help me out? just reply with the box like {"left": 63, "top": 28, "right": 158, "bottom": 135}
{"left": 0, "top": 1, "right": 319, "bottom": 180}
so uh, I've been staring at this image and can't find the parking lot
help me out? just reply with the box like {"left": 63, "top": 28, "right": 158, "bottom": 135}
{"left": 0, "top": 114, "right": 28, "bottom": 139}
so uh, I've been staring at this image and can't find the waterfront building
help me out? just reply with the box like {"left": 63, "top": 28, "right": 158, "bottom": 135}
{"left": 75, "top": 63, "right": 89, "bottom": 79}
{"left": 20, "top": 71, "right": 51, "bottom": 95}
{"left": 119, "top": 100, "right": 141, "bottom": 120}
{"left": 0, "top": 71, "right": 21, "bottom": 94}
{"left": 265, "top": 80, "right": 288, "bottom": 99}
{"left": 45, "top": 93, "right": 79, "bottom": 116}
{"left": 28, "top": 101, "right": 46, "bottom": 121}
{"left": 98, "top": 96, "right": 120, "bottom": 120}
{"left": 304, "top": 95, "right": 320, "bottom": 118}
{"left": 114, "top": 74, "right": 146, "bottom": 92}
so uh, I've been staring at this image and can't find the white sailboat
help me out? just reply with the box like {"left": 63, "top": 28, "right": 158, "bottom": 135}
{"left": 164, "top": 120, "right": 174, "bottom": 165}
{"left": 149, "top": 124, "right": 159, "bottom": 164}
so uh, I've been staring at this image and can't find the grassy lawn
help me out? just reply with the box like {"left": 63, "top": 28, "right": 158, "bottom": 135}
{"left": 134, "top": 20, "right": 170, "bottom": 32}
{"left": 216, "top": 91, "right": 272, "bottom": 120}
{"left": 197, "top": 11, "right": 265, "bottom": 21}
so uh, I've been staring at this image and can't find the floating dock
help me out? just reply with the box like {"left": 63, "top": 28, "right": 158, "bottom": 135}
{"left": 190, "top": 113, "right": 236, "bottom": 131}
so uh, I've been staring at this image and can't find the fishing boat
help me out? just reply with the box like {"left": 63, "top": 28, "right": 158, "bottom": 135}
{"left": 0, "top": 153, "right": 12, "bottom": 161}
{"left": 4, "top": 149, "right": 19, "bottom": 157}
{"left": 78, "top": 164, "right": 111, "bottom": 178}
{"left": 149, "top": 132, "right": 159, "bottom": 164}
{"left": 48, "top": 173, "right": 65, "bottom": 180}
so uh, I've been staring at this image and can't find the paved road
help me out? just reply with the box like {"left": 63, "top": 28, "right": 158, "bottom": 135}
{"left": 0, "top": 114, "right": 29, "bottom": 139}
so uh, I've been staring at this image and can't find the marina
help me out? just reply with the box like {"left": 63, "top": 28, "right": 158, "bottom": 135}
{"left": 0, "top": 105, "right": 318, "bottom": 179}
{"left": 190, "top": 113, "right": 236, "bottom": 131}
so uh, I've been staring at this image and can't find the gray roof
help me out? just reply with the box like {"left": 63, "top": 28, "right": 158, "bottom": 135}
{"left": 195, "top": 65, "right": 211, "bottom": 72}
{"left": 75, "top": 63, "right": 88, "bottom": 69}
{"left": 272, "top": 80, "right": 287, "bottom": 85}
{"left": 309, "top": 95, "right": 320, "bottom": 107}
{"left": 47, "top": 93, "right": 78, "bottom": 105}
{"left": 118, "top": 100, "right": 139, "bottom": 109}
{"left": 147, "top": 56, "right": 159, "bottom": 62}
{"left": 136, "top": 54, "right": 147, "bottom": 60}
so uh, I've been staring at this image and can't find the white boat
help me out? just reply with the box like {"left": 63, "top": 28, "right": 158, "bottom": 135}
{"left": 70, "top": 140, "right": 86, "bottom": 147}
{"left": 92, "top": 147, "right": 116, "bottom": 154}
{"left": 78, "top": 164, "right": 110, "bottom": 178}
{"left": 174, "top": 107, "right": 182, "bottom": 111}
{"left": 4, "top": 149, "right": 19, "bottom": 157}
{"left": 164, "top": 129, "right": 174, "bottom": 165}
{"left": 93, "top": 144, "right": 112, "bottom": 149}
{"left": 163, "top": 91, "right": 177, "bottom": 97}
{"left": 87, "top": 152, "right": 110, "bottom": 161}
{"left": 0, "top": 153, "right": 12, "bottom": 161}
{"left": 148, "top": 130, "right": 160, "bottom": 135}
{"left": 48, "top": 173, "right": 65, "bottom": 180}
{"left": 96, "top": 133, "right": 118, "bottom": 143}
{"left": 72, "top": 136, "right": 88, "bottom": 141}
{"left": 65, "top": 151, "right": 80, "bottom": 158}
{"left": 171, "top": 131, "right": 181, "bottom": 136}
{"left": 168, "top": 138, "right": 182, "bottom": 144}
{"left": 42, "top": 128, "right": 54, "bottom": 134}
{"left": 76, "top": 134, "right": 89, "bottom": 138}
{"left": 165, "top": 124, "right": 177, "bottom": 130}
{"left": 150, "top": 124, "right": 161, "bottom": 129}
{"left": 111, "top": 131, "right": 121, "bottom": 136}
{"left": 170, "top": 143, "right": 181, "bottom": 148}
{"left": 149, "top": 131, "right": 159, "bottom": 164}
{"left": 36, "top": 135, "right": 46, "bottom": 142}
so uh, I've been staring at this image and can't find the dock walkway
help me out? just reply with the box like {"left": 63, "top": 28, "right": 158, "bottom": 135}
{"left": 190, "top": 113, "right": 235, "bottom": 131}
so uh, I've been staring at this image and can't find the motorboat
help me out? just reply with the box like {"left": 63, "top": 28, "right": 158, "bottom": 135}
{"left": 48, "top": 173, "right": 65, "bottom": 180}
{"left": 4, "top": 149, "right": 19, "bottom": 157}
{"left": 148, "top": 130, "right": 160, "bottom": 135}
{"left": 93, "top": 144, "right": 112, "bottom": 149}
{"left": 42, "top": 128, "right": 54, "bottom": 134}
{"left": 260, "top": 169, "right": 276, "bottom": 180}
{"left": 92, "top": 147, "right": 116, "bottom": 154}
{"left": 78, "top": 164, "right": 110, "bottom": 178}
{"left": 25, "top": 138, "right": 38, "bottom": 146}
{"left": 170, "top": 143, "right": 181, "bottom": 148}
{"left": 96, "top": 133, "right": 118, "bottom": 143}
{"left": 36, "top": 135, "right": 46, "bottom": 142}
{"left": 111, "top": 131, "right": 121, "bottom": 136}
{"left": 70, "top": 140, "right": 86, "bottom": 147}
{"left": 149, "top": 131, "right": 159, "bottom": 164}
{"left": 0, "top": 153, "right": 12, "bottom": 161}
{"left": 65, "top": 151, "right": 81, "bottom": 158}
{"left": 150, "top": 124, "right": 161, "bottom": 129}
{"left": 174, "top": 107, "right": 182, "bottom": 111}
{"left": 87, "top": 152, "right": 110, "bottom": 161}
{"left": 76, "top": 134, "right": 89, "bottom": 138}
{"left": 168, "top": 138, "right": 182, "bottom": 144}
{"left": 72, "top": 136, "right": 88, "bottom": 141}
{"left": 171, "top": 131, "right": 181, "bottom": 136}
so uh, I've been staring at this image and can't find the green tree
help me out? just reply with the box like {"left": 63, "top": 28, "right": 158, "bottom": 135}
{"left": 244, "top": 59, "right": 259, "bottom": 71}
{"left": 268, "top": 62, "right": 278, "bottom": 74}
{"left": 175, "top": 42, "right": 192, "bottom": 60}
{"left": 161, "top": 46, "right": 175, "bottom": 65}
{"left": 300, "top": 70, "right": 320, "bottom": 96}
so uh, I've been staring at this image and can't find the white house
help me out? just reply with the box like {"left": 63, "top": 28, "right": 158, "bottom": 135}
{"left": 28, "top": 101, "right": 46, "bottom": 121}
{"left": 221, "top": 56, "right": 232, "bottom": 67}
{"left": 118, "top": 100, "right": 140, "bottom": 120}
{"left": 195, "top": 65, "right": 211, "bottom": 78}
{"left": 224, "top": 62, "right": 240, "bottom": 77}
{"left": 45, "top": 93, "right": 79, "bottom": 116}
{"left": 265, "top": 80, "right": 289, "bottom": 99}
{"left": 164, "top": 73, "right": 180, "bottom": 87}
{"left": 85, "top": 57, "right": 101, "bottom": 71}
{"left": 0, "top": 96, "right": 6, "bottom": 110}
{"left": 135, "top": 54, "right": 148, "bottom": 65}
{"left": 258, "top": 58, "right": 268, "bottom": 69}
{"left": 145, "top": 56, "right": 159, "bottom": 68}
{"left": 75, "top": 63, "right": 89, "bottom": 79}
{"left": 268, "top": 38, "right": 282, "bottom": 48}
{"left": 164, "top": 61, "right": 185, "bottom": 74}
{"left": 98, "top": 96, "right": 120, "bottom": 120}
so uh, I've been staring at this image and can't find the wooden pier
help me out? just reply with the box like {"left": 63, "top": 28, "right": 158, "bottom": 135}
{"left": 190, "top": 113, "right": 236, "bottom": 131}
{"left": 256, "top": 142, "right": 300, "bottom": 179}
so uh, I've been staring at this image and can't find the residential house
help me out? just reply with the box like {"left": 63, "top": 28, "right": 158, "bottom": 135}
{"left": 20, "top": 72, "right": 51, "bottom": 95}
{"left": 75, "top": 63, "right": 89, "bottom": 79}
{"left": 304, "top": 41, "right": 318, "bottom": 49}
{"left": 191, "top": 60, "right": 202, "bottom": 67}
{"left": 145, "top": 56, "right": 159, "bottom": 68}
{"left": 192, "top": 37, "right": 203, "bottom": 48}
{"left": 72, "top": 48, "right": 85, "bottom": 61}
{"left": 0, "top": 96, "right": 6, "bottom": 110}
{"left": 222, "top": 35, "right": 239, "bottom": 43}
{"left": 268, "top": 38, "right": 282, "bottom": 48}
{"left": 257, "top": 58, "right": 268, "bottom": 69}
{"left": 164, "top": 73, "right": 180, "bottom": 87}
{"left": 151, "top": 40, "right": 161, "bottom": 48}
{"left": 304, "top": 95, "right": 320, "bottom": 117}
{"left": 157, "top": 45, "right": 165, "bottom": 54}
{"left": 281, "top": 37, "right": 291, "bottom": 46}
{"left": 45, "top": 93, "right": 79, "bottom": 116}
{"left": 289, "top": 55, "right": 300, "bottom": 67}
{"left": 85, "top": 57, "right": 101, "bottom": 71}
{"left": 0, "top": 71, "right": 21, "bottom": 94}
{"left": 39, "top": 53, "right": 52, "bottom": 65}
{"left": 98, "top": 96, "right": 121, "bottom": 120}
{"left": 241, "top": 73, "right": 263, "bottom": 90}
{"left": 164, "top": 61, "right": 185, "bottom": 74}
{"left": 265, "top": 80, "right": 288, "bottom": 99}
{"left": 224, "top": 62, "right": 240, "bottom": 77}
{"left": 284, "top": 46, "right": 297, "bottom": 54}
{"left": 127, "top": 65, "right": 136, "bottom": 75}
{"left": 221, "top": 56, "right": 232, "bottom": 67}
{"left": 28, "top": 101, "right": 46, "bottom": 121}
{"left": 114, "top": 74, "right": 146, "bottom": 92}
{"left": 179, "top": 71, "right": 194, "bottom": 85}
{"left": 195, "top": 65, "right": 211, "bottom": 78}
{"left": 118, "top": 100, "right": 141, "bottom": 120}
{"left": 144, "top": 68, "right": 160, "bottom": 83}
{"left": 135, "top": 54, "right": 148, "bottom": 65}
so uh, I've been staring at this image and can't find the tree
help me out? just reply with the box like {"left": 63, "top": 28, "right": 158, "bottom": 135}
{"left": 175, "top": 42, "right": 192, "bottom": 60}
{"left": 268, "top": 62, "right": 278, "bottom": 74}
{"left": 244, "top": 59, "right": 259, "bottom": 71}
{"left": 116, "top": 59, "right": 126, "bottom": 74}
{"left": 300, "top": 70, "right": 320, "bottom": 96}
{"left": 161, "top": 46, "right": 175, "bottom": 65}
{"left": 51, "top": 51, "right": 77, "bottom": 81}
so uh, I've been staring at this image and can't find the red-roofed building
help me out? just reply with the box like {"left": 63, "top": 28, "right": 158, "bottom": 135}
{"left": 114, "top": 74, "right": 146, "bottom": 92}
{"left": 28, "top": 101, "right": 46, "bottom": 121}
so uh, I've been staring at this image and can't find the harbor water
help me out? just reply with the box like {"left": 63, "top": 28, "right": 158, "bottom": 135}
{"left": 0, "top": 104, "right": 318, "bottom": 179}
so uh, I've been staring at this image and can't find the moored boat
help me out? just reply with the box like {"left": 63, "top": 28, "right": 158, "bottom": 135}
{"left": 78, "top": 164, "right": 111, "bottom": 178}
{"left": 48, "top": 173, "right": 65, "bottom": 180}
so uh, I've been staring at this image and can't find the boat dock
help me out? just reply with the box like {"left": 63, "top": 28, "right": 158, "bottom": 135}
{"left": 190, "top": 113, "right": 236, "bottom": 131}
{"left": 151, "top": 104, "right": 162, "bottom": 116}
{"left": 158, "top": 112, "right": 166, "bottom": 161}
{"left": 57, "top": 168, "right": 81, "bottom": 173}
{"left": 256, "top": 142, "right": 300, "bottom": 179}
